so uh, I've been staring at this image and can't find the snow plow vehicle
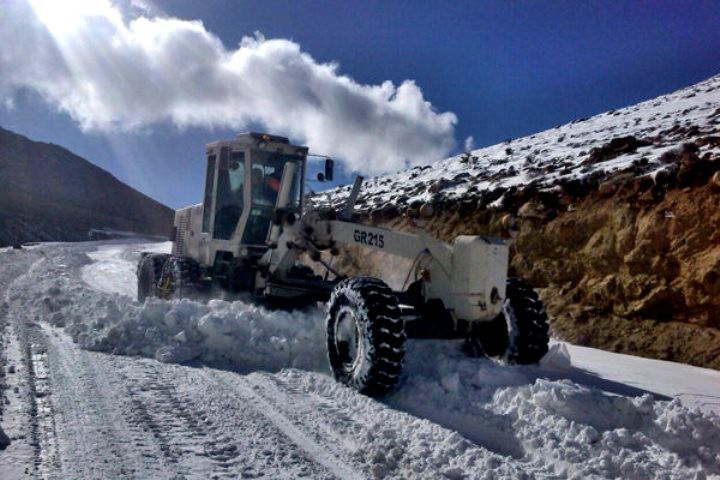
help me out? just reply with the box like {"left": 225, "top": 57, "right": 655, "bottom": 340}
{"left": 137, "top": 132, "right": 549, "bottom": 395}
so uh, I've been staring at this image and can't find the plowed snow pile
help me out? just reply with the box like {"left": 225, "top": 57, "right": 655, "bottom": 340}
{"left": 2, "top": 240, "right": 719, "bottom": 479}
{"left": 22, "top": 242, "right": 327, "bottom": 371}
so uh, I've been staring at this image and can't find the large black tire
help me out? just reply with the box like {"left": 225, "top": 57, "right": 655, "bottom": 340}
{"left": 157, "top": 256, "right": 202, "bottom": 300}
{"left": 326, "top": 277, "right": 405, "bottom": 396}
{"left": 137, "top": 253, "right": 170, "bottom": 302}
{"left": 466, "top": 277, "right": 549, "bottom": 364}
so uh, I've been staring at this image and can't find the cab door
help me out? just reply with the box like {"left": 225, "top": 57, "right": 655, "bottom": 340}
{"left": 212, "top": 148, "right": 246, "bottom": 241}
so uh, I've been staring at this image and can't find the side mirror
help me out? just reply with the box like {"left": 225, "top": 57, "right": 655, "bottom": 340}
{"left": 324, "top": 158, "right": 334, "bottom": 182}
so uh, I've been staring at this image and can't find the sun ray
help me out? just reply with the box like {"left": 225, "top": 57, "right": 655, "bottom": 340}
{"left": 29, "top": 0, "right": 120, "bottom": 37}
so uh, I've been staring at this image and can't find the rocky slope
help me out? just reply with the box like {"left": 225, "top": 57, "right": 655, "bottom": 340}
{"left": 314, "top": 74, "right": 720, "bottom": 370}
{"left": 0, "top": 127, "right": 173, "bottom": 246}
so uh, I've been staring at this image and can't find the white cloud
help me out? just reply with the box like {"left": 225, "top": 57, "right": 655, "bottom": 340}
{"left": 0, "top": 0, "right": 457, "bottom": 175}
{"left": 464, "top": 135, "right": 475, "bottom": 152}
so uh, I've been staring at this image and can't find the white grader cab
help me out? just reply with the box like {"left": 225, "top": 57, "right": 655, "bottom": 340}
{"left": 138, "top": 132, "right": 549, "bottom": 395}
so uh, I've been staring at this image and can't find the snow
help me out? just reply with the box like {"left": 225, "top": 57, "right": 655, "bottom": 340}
{"left": 566, "top": 343, "right": 720, "bottom": 414}
{"left": 312, "top": 74, "right": 720, "bottom": 212}
{"left": 80, "top": 242, "right": 327, "bottom": 371}
{"left": 2, "top": 240, "right": 720, "bottom": 479}
{"left": 80, "top": 241, "right": 172, "bottom": 297}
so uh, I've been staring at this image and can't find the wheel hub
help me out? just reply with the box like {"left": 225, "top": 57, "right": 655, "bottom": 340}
{"left": 335, "top": 307, "right": 362, "bottom": 370}
{"left": 157, "top": 274, "right": 171, "bottom": 299}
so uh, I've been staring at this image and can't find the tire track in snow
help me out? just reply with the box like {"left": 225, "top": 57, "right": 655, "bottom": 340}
{"left": 2, "top": 246, "right": 348, "bottom": 479}
{"left": 244, "top": 373, "right": 367, "bottom": 458}
{"left": 1, "top": 254, "right": 63, "bottom": 478}
{"left": 43, "top": 327, "right": 172, "bottom": 479}
{"left": 116, "top": 359, "right": 243, "bottom": 478}
{"left": 25, "top": 339, "right": 61, "bottom": 478}
{"left": 109, "top": 356, "right": 344, "bottom": 479}
{"left": 2, "top": 251, "right": 172, "bottom": 479}
{"left": 205, "top": 370, "right": 366, "bottom": 480}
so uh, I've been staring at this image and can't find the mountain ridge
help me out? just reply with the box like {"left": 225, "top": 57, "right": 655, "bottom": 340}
{"left": 0, "top": 126, "right": 173, "bottom": 246}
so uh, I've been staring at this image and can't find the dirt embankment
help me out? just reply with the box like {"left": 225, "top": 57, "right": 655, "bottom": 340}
{"left": 337, "top": 145, "right": 720, "bottom": 370}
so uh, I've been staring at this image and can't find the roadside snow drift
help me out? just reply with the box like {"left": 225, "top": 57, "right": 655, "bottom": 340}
{"left": 23, "top": 242, "right": 328, "bottom": 372}
{"left": 2, "top": 240, "right": 719, "bottom": 479}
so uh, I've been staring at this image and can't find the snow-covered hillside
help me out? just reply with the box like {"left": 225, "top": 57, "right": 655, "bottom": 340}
{"left": 1, "top": 240, "right": 719, "bottom": 479}
{"left": 313, "top": 74, "right": 720, "bottom": 212}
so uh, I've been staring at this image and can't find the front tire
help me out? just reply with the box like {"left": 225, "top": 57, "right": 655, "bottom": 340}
{"left": 157, "top": 256, "right": 202, "bottom": 300}
{"left": 466, "top": 277, "right": 549, "bottom": 364}
{"left": 326, "top": 277, "right": 405, "bottom": 396}
{"left": 137, "top": 253, "right": 170, "bottom": 302}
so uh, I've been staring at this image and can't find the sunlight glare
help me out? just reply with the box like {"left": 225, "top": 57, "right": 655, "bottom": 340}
{"left": 29, "top": 0, "right": 118, "bottom": 37}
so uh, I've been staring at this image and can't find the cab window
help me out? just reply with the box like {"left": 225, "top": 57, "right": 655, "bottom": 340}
{"left": 201, "top": 155, "right": 216, "bottom": 233}
{"left": 241, "top": 150, "right": 302, "bottom": 245}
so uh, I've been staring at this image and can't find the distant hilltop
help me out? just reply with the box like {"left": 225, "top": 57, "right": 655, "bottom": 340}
{"left": 0, "top": 126, "right": 173, "bottom": 247}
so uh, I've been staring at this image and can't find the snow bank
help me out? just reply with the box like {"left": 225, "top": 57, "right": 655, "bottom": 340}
{"left": 275, "top": 342, "right": 720, "bottom": 479}
{"left": 13, "top": 243, "right": 328, "bottom": 374}
{"left": 379, "top": 341, "right": 720, "bottom": 478}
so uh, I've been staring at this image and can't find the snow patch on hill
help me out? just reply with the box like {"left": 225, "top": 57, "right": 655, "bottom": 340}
{"left": 313, "top": 74, "right": 720, "bottom": 212}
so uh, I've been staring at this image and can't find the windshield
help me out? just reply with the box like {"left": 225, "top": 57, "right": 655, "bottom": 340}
{"left": 250, "top": 151, "right": 302, "bottom": 208}
{"left": 241, "top": 150, "right": 303, "bottom": 245}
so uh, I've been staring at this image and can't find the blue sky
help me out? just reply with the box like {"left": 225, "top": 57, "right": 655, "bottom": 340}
{"left": 1, "top": 0, "right": 718, "bottom": 208}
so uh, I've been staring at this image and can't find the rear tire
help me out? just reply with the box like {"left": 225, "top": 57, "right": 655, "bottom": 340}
{"left": 466, "top": 277, "right": 549, "bottom": 364}
{"left": 137, "top": 253, "right": 170, "bottom": 302}
{"left": 157, "top": 256, "right": 202, "bottom": 300}
{"left": 326, "top": 276, "right": 405, "bottom": 396}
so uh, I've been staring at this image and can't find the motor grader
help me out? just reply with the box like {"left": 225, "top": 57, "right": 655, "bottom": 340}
{"left": 137, "top": 132, "right": 549, "bottom": 395}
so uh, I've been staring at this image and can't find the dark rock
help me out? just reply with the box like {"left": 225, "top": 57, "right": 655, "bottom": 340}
{"left": 681, "top": 142, "right": 700, "bottom": 155}
{"left": 653, "top": 167, "right": 677, "bottom": 188}
{"left": 677, "top": 158, "right": 717, "bottom": 186}
{"left": 428, "top": 178, "right": 461, "bottom": 193}
{"left": 483, "top": 188, "right": 505, "bottom": 206}
{"left": 0, "top": 426, "right": 10, "bottom": 450}
{"left": 559, "top": 178, "right": 588, "bottom": 199}
{"left": 695, "top": 136, "right": 720, "bottom": 148}
{"left": 659, "top": 149, "right": 681, "bottom": 165}
{"left": 584, "top": 136, "right": 653, "bottom": 165}
{"left": 452, "top": 172, "right": 471, "bottom": 182}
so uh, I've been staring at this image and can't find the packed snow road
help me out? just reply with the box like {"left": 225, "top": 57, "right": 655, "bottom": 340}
{"left": 1, "top": 241, "right": 719, "bottom": 479}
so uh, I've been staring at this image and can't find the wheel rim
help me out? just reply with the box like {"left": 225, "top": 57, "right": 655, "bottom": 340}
{"left": 476, "top": 304, "right": 511, "bottom": 359}
{"left": 157, "top": 273, "right": 171, "bottom": 299}
{"left": 335, "top": 306, "right": 362, "bottom": 371}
